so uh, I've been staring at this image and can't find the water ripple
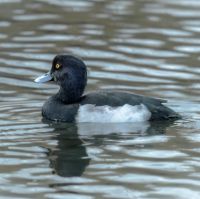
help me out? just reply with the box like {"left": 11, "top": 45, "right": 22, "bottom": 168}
{"left": 0, "top": 0, "right": 200, "bottom": 198}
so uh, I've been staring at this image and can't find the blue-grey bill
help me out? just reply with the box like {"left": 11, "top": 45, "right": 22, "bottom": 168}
{"left": 34, "top": 72, "right": 53, "bottom": 83}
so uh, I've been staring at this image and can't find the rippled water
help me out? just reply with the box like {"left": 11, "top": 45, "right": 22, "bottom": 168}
{"left": 1, "top": 0, "right": 200, "bottom": 198}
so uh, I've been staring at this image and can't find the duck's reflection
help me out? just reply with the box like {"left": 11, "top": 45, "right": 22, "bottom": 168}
{"left": 44, "top": 119, "right": 176, "bottom": 177}
{"left": 46, "top": 122, "right": 90, "bottom": 177}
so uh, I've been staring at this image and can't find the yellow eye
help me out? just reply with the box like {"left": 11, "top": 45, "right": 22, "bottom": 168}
{"left": 55, "top": 63, "right": 61, "bottom": 69}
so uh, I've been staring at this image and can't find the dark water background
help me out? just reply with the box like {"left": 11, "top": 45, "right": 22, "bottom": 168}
{"left": 1, "top": 0, "right": 200, "bottom": 198}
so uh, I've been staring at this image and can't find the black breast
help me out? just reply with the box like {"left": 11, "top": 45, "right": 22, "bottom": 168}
{"left": 42, "top": 96, "right": 80, "bottom": 122}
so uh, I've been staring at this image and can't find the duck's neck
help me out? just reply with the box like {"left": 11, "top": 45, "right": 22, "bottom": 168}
{"left": 56, "top": 86, "right": 82, "bottom": 104}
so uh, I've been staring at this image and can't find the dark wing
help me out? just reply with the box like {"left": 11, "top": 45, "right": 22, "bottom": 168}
{"left": 81, "top": 91, "right": 180, "bottom": 120}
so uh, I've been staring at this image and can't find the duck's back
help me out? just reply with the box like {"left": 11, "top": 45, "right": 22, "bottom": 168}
{"left": 42, "top": 90, "right": 180, "bottom": 122}
{"left": 81, "top": 91, "right": 179, "bottom": 120}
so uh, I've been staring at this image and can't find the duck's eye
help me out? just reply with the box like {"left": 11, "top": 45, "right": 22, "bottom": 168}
{"left": 55, "top": 63, "right": 61, "bottom": 70}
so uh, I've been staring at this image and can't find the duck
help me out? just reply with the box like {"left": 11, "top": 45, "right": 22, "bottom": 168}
{"left": 35, "top": 54, "right": 180, "bottom": 122}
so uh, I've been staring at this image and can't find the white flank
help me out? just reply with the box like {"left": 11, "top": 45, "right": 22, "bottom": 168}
{"left": 76, "top": 104, "right": 151, "bottom": 123}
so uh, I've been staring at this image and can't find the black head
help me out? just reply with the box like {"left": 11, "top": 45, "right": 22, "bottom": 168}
{"left": 50, "top": 55, "right": 87, "bottom": 86}
{"left": 35, "top": 54, "right": 87, "bottom": 103}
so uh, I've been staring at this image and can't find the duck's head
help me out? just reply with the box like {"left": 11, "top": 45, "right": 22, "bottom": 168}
{"left": 35, "top": 54, "right": 87, "bottom": 103}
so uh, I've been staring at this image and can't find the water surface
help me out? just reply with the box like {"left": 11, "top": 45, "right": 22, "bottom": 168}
{"left": 0, "top": 0, "right": 200, "bottom": 198}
